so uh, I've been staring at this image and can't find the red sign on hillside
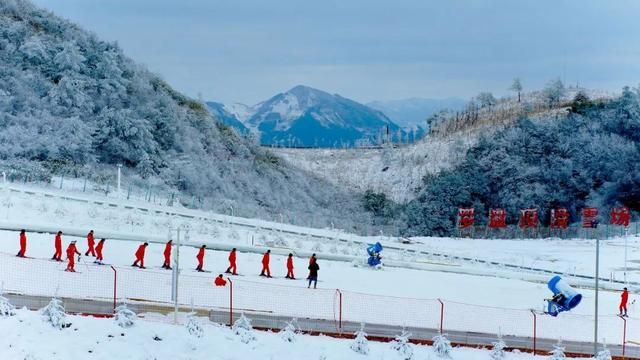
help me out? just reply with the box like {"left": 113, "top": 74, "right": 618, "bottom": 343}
{"left": 519, "top": 209, "right": 538, "bottom": 229}
{"left": 581, "top": 207, "right": 599, "bottom": 228}
{"left": 457, "top": 208, "right": 475, "bottom": 229}
{"left": 488, "top": 208, "right": 507, "bottom": 229}
{"left": 610, "top": 207, "right": 630, "bottom": 227}
{"left": 550, "top": 208, "right": 569, "bottom": 229}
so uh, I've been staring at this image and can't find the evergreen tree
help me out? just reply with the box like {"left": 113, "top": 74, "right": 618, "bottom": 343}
{"left": 232, "top": 313, "right": 256, "bottom": 344}
{"left": 432, "top": 333, "right": 452, "bottom": 359}
{"left": 114, "top": 303, "right": 137, "bottom": 328}
{"left": 350, "top": 323, "right": 369, "bottom": 355}
{"left": 390, "top": 330, "right": 413, "bottom": 360}
{"left": 41, "top": 298, "right": 68, "bottom": 329}
{"left": 0, "top": 294, "right": 16, "bottom": 317}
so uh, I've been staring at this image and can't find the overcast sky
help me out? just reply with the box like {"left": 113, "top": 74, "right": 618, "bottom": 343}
{"left": 32, "top": 0, "right": 640, "bottom": 105}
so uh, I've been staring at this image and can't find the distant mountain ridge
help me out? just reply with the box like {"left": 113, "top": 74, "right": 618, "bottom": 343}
{"left": 367, "top": 97, "right": 466, "bottom": 129}
{"left": 208, "top": 85, "right": 413, "bottom": 147}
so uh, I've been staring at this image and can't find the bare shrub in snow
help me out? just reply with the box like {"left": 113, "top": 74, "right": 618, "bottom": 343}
{"left": 41, "top": 298, "right": 68, "bottom": 329}
{"left": 350, "top": 324, "right": 369, "bottom": 355}
{"left": 232, "top": 313, "right": 256, "bottom": 344}
{"left": 114, "top": 303, "right": 137, "bottom": 328}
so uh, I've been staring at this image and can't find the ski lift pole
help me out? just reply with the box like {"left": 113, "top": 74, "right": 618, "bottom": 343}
{"left": 171, "top": 227, "right": 181, "bottom": 324}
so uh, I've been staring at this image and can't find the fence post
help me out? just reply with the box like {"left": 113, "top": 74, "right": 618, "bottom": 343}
{"left": 110, "top": 265, "right": 117, "bottom": 313}
{"left": 530, "top": 310, "right": 537, "bottom": 355}
{"left": 620, "top": 316, "right": 627, "bottom": 359}
{"left": 438, "top": 299, "right": 445, "bottom": 334}
{"left": 228, "top": 277, "right": 233, "bottom": 326}
{"left": 335, "top": 289, "right": 343, "bottom": 332}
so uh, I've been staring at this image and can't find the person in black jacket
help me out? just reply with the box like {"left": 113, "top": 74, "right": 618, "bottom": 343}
{"left": 307, "top": 257, "right": 319, "bottom": 289}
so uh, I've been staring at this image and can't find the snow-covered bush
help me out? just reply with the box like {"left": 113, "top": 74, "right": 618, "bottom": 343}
{"left": 185, "top": 312, "right": 204, "bottom": 338}
{"left": 549, "top": 341, "right": 566, "bottom": 360}
{"left": 114, "top": 303, "right": 137, "bottom": 328}
{"left": 350, "top": 324, "right": 369, "bottom": 355}
{"left": 490, "top": 335, "right": 506, "bottom": 360}
{"left": 595, "top": 344, "right": 611, "bottom": 360}
{"left": 279, "top": 318, "right": 299, "bottom": 343}
{"left": 232, "top": 313, "right": 256, "bottom": 344}
{"left": 41, "top": 298, "right": 68, "bottom": 329}
{"left": 0, "top": 294, "right": 16, "bottom": 317}
{"left": 390, "top": 330, "right": 413, "bottom": 360}
{"left": 432, "top": 333, "right": 452, "bottom": 359}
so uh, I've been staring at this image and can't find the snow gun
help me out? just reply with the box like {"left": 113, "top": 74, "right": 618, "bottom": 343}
{"left": 545, "top": 275, "right": 582, "bottom": 316}
{"left": 367, "top": 242, "right": 383, "bottom": 267}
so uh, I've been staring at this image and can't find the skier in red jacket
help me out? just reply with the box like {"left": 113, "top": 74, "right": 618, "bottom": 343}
{"left": 619, "top": 287, "right": 630, "bottom": 317}
{"left": 162, "top": 240, "right": 172, "bottom": 269}
{"left": 132, "top": 242, "right": 148, "bottom": 268}
{"left": 85, "top": 230, "right": 96, "bottom": 257}
{"left": 225, "top": 248, "right": 237, "bottom": 275}
{"left": 260, "top": 249, "right": 272, "bottom": 277}
{"left": 52, "top": 231, "right": 63, "bottom": 261}
{"left": 285, "top": 253, "right": 295, "bottom": 279}
{"left": 65, "top": 241, "right": 81, "bottom": 272}
{"left": 95, "top": 238, "right": 106, "bottom": 264}
{"left": 196, "top": 245, "right": 206, "bottom": 272}
{"left": 214, "top": 274, "right": 227, "bottom": 286}
{"left": 16, "top": 229, "right": 27, "bottom": 257}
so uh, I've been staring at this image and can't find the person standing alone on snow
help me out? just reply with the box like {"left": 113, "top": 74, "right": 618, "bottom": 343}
{"left": 307, "top": 257, "right": 319, "bottom": 289}
{"left": 132, "top": 242, "right": 148, "bottom": 268}
{"left": 226, "top": 248, "right": 237, "bottom": 275}
{"left": 52, "top": 231, "right": 63, "bottom": 261}
{"left": 162, "top": 240, "right": 172, "bottom": 269}
{"left": 85, "top": 230, "right": 96, "bottom": 257}
{"left": 196, "top": 245, "right": 206, "bottom": 272}
{"left": 620, "top": 287, "right": 630, "bottom": 317}
{"left": 95, "top": 238, "right": 106, "bottom": 264}
{"left": 16, "top": 229, "right": 27, "bottom": 257}
{"left": 260, "top": 250, "right": 272, "bottom": 277}
{"left": 65, "top": 240, "right": 81, "bottom": 272}
{"left": 285, "top": 253, "right": 295, "bottom": 279}
{"left": 214, "top": 274, "right": 227, "bottom": 286}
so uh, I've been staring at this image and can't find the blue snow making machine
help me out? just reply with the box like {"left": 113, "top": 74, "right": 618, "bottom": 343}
{"left": 367, "top": 242, "right": 383, "bottom": 267}
{"left": 546, "top": 275, "right": 582, "bottom": 316}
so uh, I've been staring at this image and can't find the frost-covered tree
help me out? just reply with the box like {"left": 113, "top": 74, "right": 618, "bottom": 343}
{"left": 543, "top": 78, "right": 565, "bottom": 107}
{"left": 41, "top": 298, "right": 68, "bottom": 329}
{"left": 432, "top": 333, "right": 452, "bottom": 359}
{"left": 477, "top": 92, "right": 497, "bottom": 108}
{"left": 390, "top": 330, "right": 413, "bottom": 360}
{"left": 549, "top": 340, "right": 566, "bottom": 360}
{"left": 595, "top": 343, "right": 612, "bottom": 360}
{"left": 185, "top": 312, "right": 204, "bottom": 338}
{"left": 489, "top": 334, "right": 506, "bottom": 360}
{"left": 350, "top": 323, "right": 369, "bottom": 355}
{"left": 0, "top": 294, "right": 16, "bottom": 317}
{"left": 510, "top": 78, "right": 523, "bottom": 102}
{"left": 279, "top": 318, "right": 299, "bottom": 343}
{"left": 114, "top": 303, "right": 137, "bottom": 328}
{"left": 232, "top": 313, "right": 256, "bottom": 344}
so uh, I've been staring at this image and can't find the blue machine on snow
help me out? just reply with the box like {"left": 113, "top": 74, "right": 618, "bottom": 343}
{"left": 545, "top": 275, "right": 582, "bottom": 317}
{"left": 367, "top": 242, "right": 383, "bottom": 267}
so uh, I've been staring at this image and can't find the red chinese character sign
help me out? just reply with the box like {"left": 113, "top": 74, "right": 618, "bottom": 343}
{"left": 550, "top": 208, "right": 569, "bottom": 229}
{"left": 581, "top": 207, "right": 599, "bottom": 228}
{"left": 488, "top": 209, "right": 507, "bottom": 229}
{"left": 457, "top": 208, "right": 475, "bottom": 229}
{"left": 610, "top": 207, "right": 630, "bottom": 227}
{"left": 519, "top": 209, "right": 538, "bottom": 229}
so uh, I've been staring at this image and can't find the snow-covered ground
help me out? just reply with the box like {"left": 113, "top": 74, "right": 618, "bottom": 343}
{"left": 0, "top": 307, "right": 555, "bottom": 360}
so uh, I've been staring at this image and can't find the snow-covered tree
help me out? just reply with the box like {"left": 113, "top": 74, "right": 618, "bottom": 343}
{"left": 549, "top": 340, "right": 566, "bottom": 360}
{"left": 390, "top": 330, "right": 413, "bottom": 360}
{"left": 477, "top": 92, "right": 497, "bottom": 108}
{"left": 432, "top": 333, "right": 452, "bottom": 359}
{"left": 595, "top": 343, "right": 612, "bottom": 360}
{"left": 279, "top": 318, "right": 299, "bottom": 343}
{"left": 0, "top": 294, "right": 16, "bottom": 317}
{"left": 489, "top": 333, "right": 506, "bottom": 360}
{"left": 185, "top": 312, "right": 204, "bottom": 338}
{"left": 232, "top": 313, "right": 256, "bottom": 344}
{"left": 41, "top": 298, "right": 68, "bottom": 329}
{"left": 509, "top": 78, "right": 523, "bottom": 102}
{"left": 114, "top": 303, "right": 137, "bottom": 328}
{"left": 350, "top": 323, "right": 369, "bottom": 355}
{"left": 543, "top": 78, "right": 565, "bottom": 106}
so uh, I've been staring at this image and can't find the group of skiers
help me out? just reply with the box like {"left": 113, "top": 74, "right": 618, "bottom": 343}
{"left": 16, "top": 230, "right": 322, "bottom": 288}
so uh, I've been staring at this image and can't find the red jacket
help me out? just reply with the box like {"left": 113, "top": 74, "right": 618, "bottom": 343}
{"left": 66, "top": 244, "right": 79, "bottom": 258}
{"left": 96, "top": 241, "right": 105, "bottom": 253}
{"left": 621, "top": 290, "right": 629, "bottom": 304}
{"left": 287, "top": 257, "right": 294, "bottom": 270}
{"left": 164, "top": 242, "right": 172, "bottom": 257}
{"left": 135, "top": 244, "right": 146, "bottom": 259}
{"left": 262, "top": 252, "right": 270, "bottom": 266}
{"left": 196, "top": 248, "right": 205, "bottom": 261}
{"left": 228, "top": 250, "right": 236, "bottom": 263}
{"left": 55, "top": 234, "right": 62, "bottom": 249}
{"left": 214, "top": 277, "right": 226, "bottom": 286}
{"left": 20, "top": 233, "right": 27, "bottom": 247}
{"left": 87, "top": 232, "right": 95, "bottom": 246}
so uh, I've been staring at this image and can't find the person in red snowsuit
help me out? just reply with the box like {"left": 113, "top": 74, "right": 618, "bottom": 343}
{"left": 52, "top": 231, "right": 63, "bottom": 261}
{"left": 16, "top": 229, "right": 27, "bottom": 257}
{"left": 225, "top": 248, "right": 237, "bottom": 275}
{"left": 214, "top": 274, "right": 227, "bottom": 287}
{"left": 260, "top": 249, "right": 272, "bottom": 277}
{"left": 162, "top": 240, "right": 173, "bottom": 269}
{"left": 196, "top": 244, "right": 206, "bottom": 272}
{"left": 285, "top": 253, "right": 295, "bottom": 279}
{"left": 85, "top": 230, "right": 96, "bottom": 257}
{"left": 620, "top": 287, "right": 630, "bottom": 317}
{"left": 65, "top": 241, "right": 81, "bottom": 272}
{"left": 132, "top": 242, "right": 148, "bottom": 268}
{"left": 95, "top": 238, "right": 106, "bottom": 264}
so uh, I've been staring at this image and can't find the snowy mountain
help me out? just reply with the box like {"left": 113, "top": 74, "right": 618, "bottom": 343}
{"left": 210, "top": 86, "right": 407, "bottom": 148}
{"left": 205, "top": 101, "right": 250, "bottom": 134}
{"left": 0, "top": 0, "right": 371, "bottom": 231}
{"left": 367, "top": 97, "right": 466, "bottom": 129}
